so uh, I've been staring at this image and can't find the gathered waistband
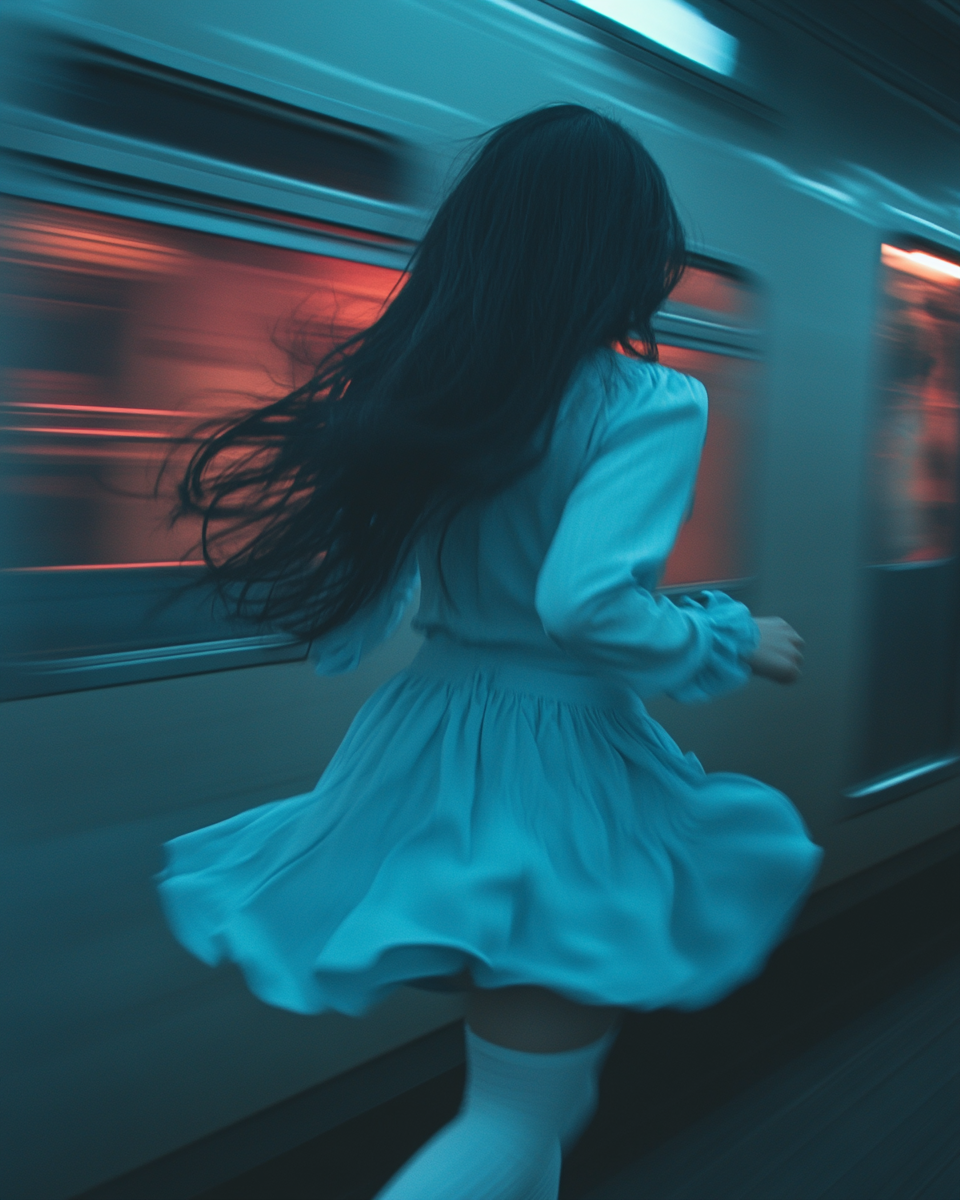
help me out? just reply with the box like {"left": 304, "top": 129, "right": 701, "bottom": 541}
{"left": 408, "top": 635, "right": 638, "bottom": 709}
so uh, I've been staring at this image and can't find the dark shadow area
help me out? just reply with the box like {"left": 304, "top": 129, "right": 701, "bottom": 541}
{"left": 191, "top": 848, "right": 960, "bottom": 1200}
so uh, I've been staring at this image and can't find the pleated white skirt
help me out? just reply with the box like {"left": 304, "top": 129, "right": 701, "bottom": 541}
{"left": 158, "top": 636, "right": 822, "bottom": 1016}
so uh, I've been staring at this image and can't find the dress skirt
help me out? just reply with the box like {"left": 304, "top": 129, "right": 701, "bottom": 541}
{"left": 157, "top": 636, "right": 823, "bottom": 1018}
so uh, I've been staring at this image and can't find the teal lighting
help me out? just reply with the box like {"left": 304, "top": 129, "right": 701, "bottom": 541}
{"left": 577, "top": 0, "right": 738, "bottom": 76}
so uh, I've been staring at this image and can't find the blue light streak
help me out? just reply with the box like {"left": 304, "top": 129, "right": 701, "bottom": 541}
{"left": 578, "top": 0, "right": 738, "bottom": 76}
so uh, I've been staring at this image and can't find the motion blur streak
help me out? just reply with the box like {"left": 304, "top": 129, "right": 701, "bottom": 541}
{"left": 882, "top": 243, "right": 960, "bottom": 283}
{"left": 870, "top": 244, "right": 960, "bottom": 566}
{"left": 0, "top": 198, "right": 402, "bottom": 570}
{"left": 1, "top": 198, "right": 751, "bottom": 587}
{"left": 575, "top": 0, "right": 738, "bottom": 75}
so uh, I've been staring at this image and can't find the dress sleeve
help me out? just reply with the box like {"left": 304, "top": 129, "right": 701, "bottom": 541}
{"left": 534, "top": 364, "right": 759, "bottom": 702}
{"left": 308, "top": 555, "right": 420, "bottom": 676}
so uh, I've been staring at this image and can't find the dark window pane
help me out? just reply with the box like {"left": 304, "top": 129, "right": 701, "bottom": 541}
{"left": 17, "top": 43, "right": 410, "bottom": 203}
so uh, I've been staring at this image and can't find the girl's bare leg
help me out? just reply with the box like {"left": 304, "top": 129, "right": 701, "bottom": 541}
{"left": 465, "top": 982, "right": 622, "bottom": 1052}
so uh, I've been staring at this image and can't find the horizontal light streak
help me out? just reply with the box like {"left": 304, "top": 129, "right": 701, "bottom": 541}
{"left": 2, "top": 425, "right": 175, "bottom": 439}
{"left": 4, "top": 561, "right": 205, "bottom": 572}
{"left": 882, "top": 243, "right": 960, "bottom": 283}
{"left": 5, "top": 401, "right": 208, "bottom": 418}
{"left": 2, "top": 217, "right": 188, "bottom": 274}
{"left": 576, "top": 0, "right": 737, "bottom": 75}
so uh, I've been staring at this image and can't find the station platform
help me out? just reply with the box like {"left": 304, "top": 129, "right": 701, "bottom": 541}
{"left": 190, "top": 842, "right": 959, "bottom": 1200}
{"left": 81, "top": 839, "right": 960, "bottom": 1200}
{"left": 585, "top": 949, "right": 959, "bottom": 1199}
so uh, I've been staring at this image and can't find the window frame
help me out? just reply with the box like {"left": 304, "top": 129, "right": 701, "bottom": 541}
{"left": 0, "top": 24, "right": 427, "bottom": 248}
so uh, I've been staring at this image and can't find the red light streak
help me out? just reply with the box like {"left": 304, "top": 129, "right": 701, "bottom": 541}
{"left": 5, "top": 402, "right": 209, "bottom": 418}
{"left": 2, "top": 426, "right": 176, "bottom": 439}
{"left": 4, "top": 562, "right": 205, "bottom": 573}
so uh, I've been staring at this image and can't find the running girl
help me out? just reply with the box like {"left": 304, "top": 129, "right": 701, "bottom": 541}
{"left": 158, "top": 104, "right": 819, "bottom": 1200}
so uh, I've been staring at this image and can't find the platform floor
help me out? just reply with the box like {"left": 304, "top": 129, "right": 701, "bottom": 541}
{"left": 585, "top": 951, "right": 960, "bottom": 1200}
{"left": 191, "top": 849, "right": 960, "bottom": 1200}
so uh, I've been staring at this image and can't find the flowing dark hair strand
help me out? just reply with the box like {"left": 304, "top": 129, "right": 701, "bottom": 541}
{"left": 174, "top": 104, "right": 687, "bottom": 641}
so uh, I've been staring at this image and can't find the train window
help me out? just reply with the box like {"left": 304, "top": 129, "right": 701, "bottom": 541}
{"left": 12, "top": 40, "right": 410, "bottom": 204}
{"left": 847, "top": 241, "right": 960, "bottom": 813}
{"left": 659, "top": 348, "right": 757, "bottom": 589}
{"left": 867, "top": 244, "right": 960, "bottom": 567}
{"left": 0, "top": 197, "right": 405, "bottom": 698}
{"left": 666, "top": 264, "right": 755, "bottom": 322}
{"left": 647, "top": 261, "right": 760, "bottom": 590}
{"left": 1, "top": 204, "right": 757, "bottom": 696}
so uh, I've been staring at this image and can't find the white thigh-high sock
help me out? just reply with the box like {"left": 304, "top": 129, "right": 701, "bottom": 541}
{"left": 373, "top": 1023, "right": 620, "bottom": 1200}
{"left": 558, "top": 1023, "right": 619, "bottom": 1153}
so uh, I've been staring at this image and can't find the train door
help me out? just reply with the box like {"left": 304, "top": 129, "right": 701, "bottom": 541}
{"left": 846, "top": 241, "right": 960, "bottom": 815}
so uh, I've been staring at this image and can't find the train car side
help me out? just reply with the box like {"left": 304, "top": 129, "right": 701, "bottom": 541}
{"left": 2, "top": 3, "right": 959, "bottom": 1197}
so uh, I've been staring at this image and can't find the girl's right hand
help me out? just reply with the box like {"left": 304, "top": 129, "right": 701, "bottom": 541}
{"left": 745, "top": 617, "right": 804, "bottom": 684}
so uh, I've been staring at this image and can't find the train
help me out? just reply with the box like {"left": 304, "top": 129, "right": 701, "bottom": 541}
{"left": 2, "top": 1, "right": 959, "bottom": 1197}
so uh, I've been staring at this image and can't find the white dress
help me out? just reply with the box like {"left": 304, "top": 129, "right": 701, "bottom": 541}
{"left": 158, "top": 351, "right": 822, "bottom": 1017}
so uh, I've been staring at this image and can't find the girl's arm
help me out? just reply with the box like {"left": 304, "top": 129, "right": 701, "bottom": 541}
{"left": 535, "top": 365, "right": 761, "bottom": 702}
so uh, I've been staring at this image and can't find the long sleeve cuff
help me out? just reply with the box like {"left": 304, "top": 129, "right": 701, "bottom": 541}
{"left": 666, "top": 591, "right": 759, "bottom": 704}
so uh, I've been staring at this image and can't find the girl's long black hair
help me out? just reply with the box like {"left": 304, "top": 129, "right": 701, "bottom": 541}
{"left": 176, "top": 105, "right": 686, "bottom": 640}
